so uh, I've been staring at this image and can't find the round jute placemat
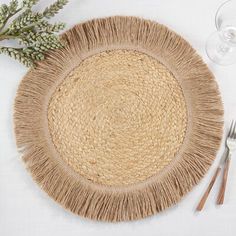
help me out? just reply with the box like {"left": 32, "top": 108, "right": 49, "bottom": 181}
{"left": 14, "top": 16, "right": 223, "bottom": 222}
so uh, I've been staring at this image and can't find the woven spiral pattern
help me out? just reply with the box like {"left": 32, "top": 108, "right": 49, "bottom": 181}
{"left": 48, "top": 50, "right": 187, "bottom": 186}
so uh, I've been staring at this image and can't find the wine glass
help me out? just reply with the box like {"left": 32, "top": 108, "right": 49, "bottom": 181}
{"left": 206, "top": 0, "right": 236, "bottom": 65}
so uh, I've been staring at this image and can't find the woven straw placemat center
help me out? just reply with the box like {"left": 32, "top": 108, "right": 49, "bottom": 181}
{"left": 48, "top": 50, "right": 187, "bottom": 186}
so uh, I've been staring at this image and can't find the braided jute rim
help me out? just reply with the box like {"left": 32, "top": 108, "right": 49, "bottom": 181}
{"left": 14, "top": 16, "right": 224, "bottom": 222}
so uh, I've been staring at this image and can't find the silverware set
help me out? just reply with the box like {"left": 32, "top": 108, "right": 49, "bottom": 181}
{"left": 196, "top": 120, "right": 236, "bottom": 211}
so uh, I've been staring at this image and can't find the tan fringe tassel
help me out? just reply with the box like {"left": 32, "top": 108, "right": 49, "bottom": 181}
{"left": 14, "top": 16, "right": 223, "bottom": 222}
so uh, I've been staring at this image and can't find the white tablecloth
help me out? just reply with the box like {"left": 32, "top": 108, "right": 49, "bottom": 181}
{"left": 0, "top": 0, "right": 236, "bottom": 235}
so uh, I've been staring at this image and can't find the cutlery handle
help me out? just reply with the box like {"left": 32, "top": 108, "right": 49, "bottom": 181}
{"left": 196, "top": 167, "right": 221, "bottom": 211}
{"left": 217, "top": 157, "right": 231, "bottom": 205}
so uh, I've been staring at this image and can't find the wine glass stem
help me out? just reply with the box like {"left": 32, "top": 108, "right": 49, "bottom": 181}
{"left": 217, "top": 42, "right": 231, "bottom": 56}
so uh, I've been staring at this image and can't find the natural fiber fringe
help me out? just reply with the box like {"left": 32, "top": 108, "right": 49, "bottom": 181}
{"left": 14, "top": 16, "right": 223, "bottom": 222}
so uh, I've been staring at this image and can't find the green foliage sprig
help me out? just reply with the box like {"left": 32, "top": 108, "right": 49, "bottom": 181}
{"left": 0, "top": 0, "right": 68, "bottom": 67}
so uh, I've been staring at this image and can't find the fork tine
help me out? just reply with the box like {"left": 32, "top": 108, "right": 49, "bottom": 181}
{"left": 231, "top": 120, "right": 236, "bottom": 138}
{"left": 233, "top": 120, "right": 236, "bottom": 139}
{"left": 228, "top": 120, "right": 234, "bottom": 137}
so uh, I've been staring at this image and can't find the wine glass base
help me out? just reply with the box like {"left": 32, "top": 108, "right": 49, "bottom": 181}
{"left": 206, "top": 31, "right": 236, "bottom": 65}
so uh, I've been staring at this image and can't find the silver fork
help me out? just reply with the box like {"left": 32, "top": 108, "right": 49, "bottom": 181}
{"left": 217, "top": 120, "right": 236, "bottom": 204}
{"left": 196, "top": 120, "right": 236, "bottom": 211}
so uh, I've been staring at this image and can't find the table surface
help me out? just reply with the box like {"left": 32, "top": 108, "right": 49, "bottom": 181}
{"left": 1, "top": 0, "right": 236, "bottom": 235}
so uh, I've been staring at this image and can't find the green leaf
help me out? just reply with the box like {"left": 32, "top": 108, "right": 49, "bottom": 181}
{"left": 9, "top": 0, "right": 18, "bottom": 14}
{"left": 43, "top": 0, "right": 68, "bottom": 19}
{"left": 0, "top": 4, "right": 9, "bottom": 16}
{"left": 9, "top": 10, "right": 43, "bottom": 31}
{"left": 0, "top": 4, "right": 9, "bottom": 28}
{"left": 0, "top": 46, "right": 34, "bottom": 67}
{"left": 23, "top": 47, "right": 45, "bottom": 60}
{"left": 36, "top": 21, "right": 65, "bottom": 33}
{"left": 22, "top": 0, "right": 39, "bottom": 8}
{"left": 35, "top": 20, "right": 50, "bottom": 29}
{"left": 20, "top": 31, "right": 50, "bottom": 44}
